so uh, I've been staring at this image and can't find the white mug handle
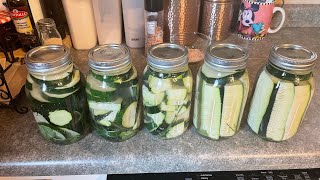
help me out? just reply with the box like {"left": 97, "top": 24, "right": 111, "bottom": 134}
{"left": 268, "top": 7, "right": 286, "bottom": 34}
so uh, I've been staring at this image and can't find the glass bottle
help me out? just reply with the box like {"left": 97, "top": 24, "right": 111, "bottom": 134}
{"left": 86, "top": 44, "right": 140, "bottom": 142}
{"left": 6, "top": 0, "right": 40, "bottom": 51}
{"left": 25, "top": 45, "right": 91, "bottom": 145}
{"left": 143, "top": 43, "right": 193, "bottom": 139}
{"left": 37, "top": 18, "right": 63, "bottom": 45}
{"left": 144, "top": 0, "right": 163, "bottom": 53}
{"left": 248, "top": 44, "right": 317, "bottom": 142}
{"left": 193, "top": 44, "right": 249, "bottom": 140}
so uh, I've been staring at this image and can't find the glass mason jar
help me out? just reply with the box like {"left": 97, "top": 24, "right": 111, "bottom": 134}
{"left": 248, "top": 44, "right": 317, "bottom": 142}
{"left": 143, "top": 43, "right": 193, "bottom": 139}
{"left": 193, "top": 44, "right": 249, "bottom": 140}
{"left": 25, "top": 45, "right": 91, "bottom": 145}
{"left": 37, "top": 18, "right": 63, "bottom": 46}
{"left": 86, "top": 44, "right": 140, "bottom": 142}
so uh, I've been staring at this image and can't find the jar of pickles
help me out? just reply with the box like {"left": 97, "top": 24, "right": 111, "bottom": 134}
{"left": 143, "top": 43, "right": 193, "bottom": 139}
{"left": 86, "top": 44, "right": 140, "bottom": 142}
{"left": 193, "top": 44, "right": 249, "bottom": 140}
{"left": 248, "top": 44, "right": 317, "bottom": 142}
{"left": 25, "top": 45, "right": 91, "bottom": 144}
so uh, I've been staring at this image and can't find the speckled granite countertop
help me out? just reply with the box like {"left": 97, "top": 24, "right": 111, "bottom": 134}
{"left": 0, "top": 28, "right": 319, "bottom": 176}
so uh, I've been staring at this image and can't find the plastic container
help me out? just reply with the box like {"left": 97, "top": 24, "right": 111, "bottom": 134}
{"left": 37, "top": 18, "right": 63, "bottom": 45}
{"left": 248, "top": 44, "right": 317, "bottom": 142}
{"left": 193, "top": 44, "right": 249, "bottom": 140}
{"left": 92, "top": 0, "right": 122, "bottom": 45}
{"left": 122, "top": 0, "right": 145, "bottom": 48}
{"left": 86, "top": 44, "right": 140, "bottom": 142}
{"left": 143, "top": 43, "right": 193, "bottom": 139}
{"left": 62, "top": 0, "right": 97, "bottom": 49}
{"left": 25, "top": 45, "right": 91, "bottom": 144}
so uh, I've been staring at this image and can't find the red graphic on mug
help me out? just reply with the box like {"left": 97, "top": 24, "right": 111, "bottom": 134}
{"left": 238, "top": 2, "right": 274, "bottom": 40}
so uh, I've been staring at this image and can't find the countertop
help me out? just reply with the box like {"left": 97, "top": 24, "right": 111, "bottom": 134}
{"left": 0, "top": 28, "right": 319, "bottom": 176}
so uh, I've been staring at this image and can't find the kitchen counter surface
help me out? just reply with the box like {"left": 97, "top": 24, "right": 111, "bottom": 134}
{"left": 0, "top": 27, "right": 319, "bottom": 176}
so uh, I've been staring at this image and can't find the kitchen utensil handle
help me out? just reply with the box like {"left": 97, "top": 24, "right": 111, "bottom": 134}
{"left": 268, "top": 7, "right": 285, "bottom": 34}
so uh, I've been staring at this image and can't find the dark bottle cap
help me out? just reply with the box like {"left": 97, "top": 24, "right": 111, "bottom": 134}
{"left": 145, "top": 0, "right": 163, "bottom": 12}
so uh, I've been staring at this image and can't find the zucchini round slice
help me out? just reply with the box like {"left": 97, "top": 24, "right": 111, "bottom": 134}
{"left": 49, "top": 110, "right": 73, "bottom": 126}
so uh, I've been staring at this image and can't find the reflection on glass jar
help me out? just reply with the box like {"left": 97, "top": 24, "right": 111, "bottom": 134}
{"left": 86, "top": 44, "right": 140, "bottom": 142}
{"left": 248, "top": 44, "right": 317, "bottom": 142}
{"left": 193, "top": 44, "right": 249, "bottom": 140}
{"left": 143, "top": 43, "right": 193, "bottom": 139}
{"left": 25, "top": 45, "right": 91, "bottom": 145}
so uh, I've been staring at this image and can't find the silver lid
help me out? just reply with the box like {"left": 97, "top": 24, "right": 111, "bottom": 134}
{"left": 25, "top": 45, "right": 71, "bottom": 73}
{"left": 147, "top": 43, "right": 188, "bottom": 72}
{"left": 205, "top": 43, "right": 249, "bottom": 70}
{"left": 269, "top": 44, "right": 317, "bottom": 72}
{"left": 37, "top": 18, "right": 56, "bottom": 28}
{"left": 88, "top": 44, "right": 132, "bottom": 73}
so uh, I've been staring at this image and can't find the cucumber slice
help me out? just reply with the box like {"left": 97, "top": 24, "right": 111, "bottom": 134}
{"left": 33, "top": 112, "right": 49, "bottom": 124}
{"left": 48, "top": 110, "right": 73, "bottom": 126}
{"left": 148, "top": 75, "right": 172, "bottom": 93}
{"left": 48, "top": 70, "right": 81, "bottom": 94}
{"left": 183, "top": 76, "right": 193, "bottom": 93}
{"left": 283, "top": 83, "right": 311, "bottom": 140}
{"left": 87, "top": 74, "right": 117, "bottom": 92}
{"left": 165, "top": 111, "right": 176, "bottom": 124}
{"left": 220, "top": 82, "right": 243, "bottom": 137}
{"left": 238, "top": 72, "right": 250, "bottom": 130}
{"left": 122, "top": 102, "right": 138, "bottom": 128}
{"left": 176, "top": 106, "right": 190, "bottom": 121}
{"left": 88, "top": 98, "right": 122, "bottom": 113}
{"left": 166, "top": 122, "right": 185, "bottom": 139}
{"left": 266, "top": 82, "right": 295, "bottom": 141}
{"left": 247, "top": 70, "right": 274, "bottom": 133}
{"left": 142, "top": 85, "right": 165, "bottom": 106}
{"left": 200, "top": 81, "right": 222, "bottom": 139}
{"left": 99, "top": 119, "right": 112, "bottom": 127}
{"left": 166, "top": 88, "right": 187, "bottom": 102}
{"left": 160, "top": 102, "right": 177, "bottom": 112}
{"left": 147, "top": 112, "right": 165, "bottom": 127}
{"left": 29, "top": 83, "right": 50, "bottom": 103}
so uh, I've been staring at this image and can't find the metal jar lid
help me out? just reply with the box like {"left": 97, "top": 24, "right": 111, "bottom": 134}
{"left": 147, "top": 43, "right": 188, "bottom": 72}
{"left": 204, "top": 43, "right": 249, "bottom": 70}
{"left": 25, "top": 45, "right": 71, "bottom": 73}
{"left": 88, "top": 44, "right": 132, "bottom": 73}
{"left": 269, "top": 44, "right": 317, "bottom": 72}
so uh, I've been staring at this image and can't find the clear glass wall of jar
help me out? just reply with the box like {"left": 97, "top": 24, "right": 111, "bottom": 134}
{"left": 37, "top": 18, "right": 63, "bottom": 46}
{"left": 193, "top": 44, "right": 249, "bottom": 140}
{"left": 86, "top": 44, "right": 140, "bottom": 142}
{"left": 143, "top": 43, "right": 193, "bottom": 139}
{"left": 248, "top": 44, "right": 317, "bottom": 142}
{"left": 25, "top": 45, "right": 91, "bottom": 145}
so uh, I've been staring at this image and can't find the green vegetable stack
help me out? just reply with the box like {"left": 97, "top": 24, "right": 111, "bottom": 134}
{"left": 248, "top": 44, "right": 317, "bottom": 142}
{"left": 193, "top": 44, "right": 249, "bottom": 140}
{"left": 86, "top": 44, "right": 140, "bottom": 142}
{"left": 25, "top": 45, "right": 91, "bottom": 144}
{"left": 143, "top": 43, "right": 192, "bottom": 139}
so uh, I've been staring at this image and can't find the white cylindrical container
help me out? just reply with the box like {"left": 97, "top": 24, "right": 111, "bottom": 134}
{"left": 122, "top": 0, "right": 145, "bottom": 48}
{"left": 92, "top": 0, "right": 122, "bottom": 45}
{"left": 62, "top": 0, "right": 97, "bottom": 50}
{"left": 28, "top": 0, "right": 44, "bottom": 24}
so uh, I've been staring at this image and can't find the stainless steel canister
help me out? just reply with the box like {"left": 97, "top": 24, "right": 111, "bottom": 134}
{"left": 200, "top": 0, "right": 234, "bottom": 42}
{"left": 163, "top": 0, "right": 201, "bottom": 41}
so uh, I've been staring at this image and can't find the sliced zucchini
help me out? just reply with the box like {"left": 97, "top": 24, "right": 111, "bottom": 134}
{"left": 142, "top": 85, "right": 165, "bottom": 106}
{"left": 220, "top": 82, "right": 243, "bottom": 137}
{"left": 176, "top": 106, "right": 190, "bottom": 121}
{"left": 147, "top": 112, "right": 165, "bottom": 127}
{"left": 183, "top": 76, "right": 193, "bottom": 93}
{"left": 238, "top": 72, "right": 250, "bottom": 130}
{"left": 166, "top": 122, "right": 185, "bottom": 139}
{"left": 148, "top": 75, "right": 172, "bottom": 93}
{"left": 32, "top": 64, "right": 73, "bottom": 81}
{"left": 283, "top": 83, "right": 311, "bottom": 140}
{"left": 47, "top": 70, "right": 81, "bottom": 94}
{"left": 160, "top": 102, "right": 177, "bottom": 112}
{"left": 99, "top": 119, "right": 112, "bottom": 127}
{"left": 48, "top": 110, "right": 73, "bottom": 126}
{"left": 247, "top": 70, "right": 274, "bottom": 133}
{"left": 266, "top": 82, "right": 295, "bottom": 141}
{"left": 166, "top": 88, "right": 187, "bottom": 102}
{"left": 31, "top": 71, "right": 73, "bottom": 88}
{"left": 165, "top": 111, "right": 176, "bottom": 124}
{"left": 122, "top": 102, "right": 138, "bottom": 128}
{"left": 200, "top": 81, "right": 222, "bottom": 140}
{"left": 43, "top": 88, "right": 79, "bottom": 99}
{"left": 29, "top": 83, "right": 49, "bottom": 103}
{"left": 88, "top": 98, "right": 122, "bottom": 112}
